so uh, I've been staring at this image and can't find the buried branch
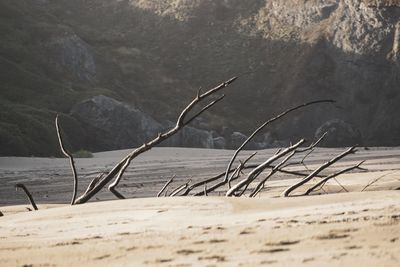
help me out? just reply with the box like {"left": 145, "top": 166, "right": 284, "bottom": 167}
{"left": 56, "top": 115, "right": 78, "bottom": 205}
{"left": 304, "top": 161, "right": 365, "bottom": 195}
{"left": 72, "top": 76, "right": 238, "bottom": 204}
{"left": 282, "top": 146, "right": 357, "bottom": 197}
{"left": 157, "top": 176, "right": 175, "bottom": 197}
{"left": 15, "top": 184, "right": 38, "bottom": 211}
{"left": 223, "top": 100, "right": 335, "bottom": 185}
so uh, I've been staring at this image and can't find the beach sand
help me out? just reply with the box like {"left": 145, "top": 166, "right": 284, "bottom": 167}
{"left": 0, "top": 147, "right": 399, "bottom": 266}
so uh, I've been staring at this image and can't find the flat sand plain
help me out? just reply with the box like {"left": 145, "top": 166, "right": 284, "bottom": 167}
{"left": 0, "top": 147, "right": 399, "bottom": 266}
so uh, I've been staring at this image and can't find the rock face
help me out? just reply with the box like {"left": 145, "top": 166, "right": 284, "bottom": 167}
{"left": 71, "top": 95, "right": 162, "bottom": 149}
{"left": 71, "top": 95, "right": 218, "bottom": 149}
{"left": 315, "top": 119, "right": 362, "bottom": 147}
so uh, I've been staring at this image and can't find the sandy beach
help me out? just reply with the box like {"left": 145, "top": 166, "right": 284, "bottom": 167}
{"left": 1, "top": 147, "right": 400, "bottom": 266}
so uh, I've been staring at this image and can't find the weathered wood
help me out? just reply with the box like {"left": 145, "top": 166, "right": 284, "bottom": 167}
{"left": 226, "top": 139, "right": 306, "bottom": 197}
{"left": 55, "top": 115, "right": 78, "bottom": 205}
{"left": 74, "top": 77, "right": 238, "bottom": 204}
{"left": 223, "top": 100, "right": 334, "bottom": 184}
{"left": 282, "top": 147, "right": 357, "bottom": 197}
{"left": 157, "top": 176, "right": 175, "bottom": 197}
{"left": 304, "top": 161, "right": 365, "bottom": 195}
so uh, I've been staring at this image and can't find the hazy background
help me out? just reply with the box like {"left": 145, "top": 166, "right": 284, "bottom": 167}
{"left": 0, "top": 0, "right": 399, "bottom": 156}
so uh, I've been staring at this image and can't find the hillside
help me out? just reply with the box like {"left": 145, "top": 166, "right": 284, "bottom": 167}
{"left": 0, "top": 0, "right": 399, "bottom": 156}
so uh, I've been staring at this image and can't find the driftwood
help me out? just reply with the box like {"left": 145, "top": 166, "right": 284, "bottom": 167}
{"left": 226, "top": 139, "right": 306, "bottom": 197}
{"left": 282, "top": 146, "right": 357, "bottom": 197}
{"left": 223, "top": 100, "right": 334, "bottom": 184}
{"left": 169, "top": 179, "right": 192, "bottom": 197}
{"left": 304, "top": 161, "right": 365, "bottom": 195}
{"left": 56, "top": 115, "right": 78, "bottom": 205}
{"left": 71, "top": 77, "right": 238, "bottom": 204}
{"left": 157, "top": 176, "right": 175, "bottom": 197}
{"left": 15, "top": 183, "right": 38, "bottom": 211}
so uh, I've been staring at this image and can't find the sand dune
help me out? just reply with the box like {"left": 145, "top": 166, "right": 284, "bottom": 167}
{"left": 1, "top": 147, "right": 400, "bottom": 266}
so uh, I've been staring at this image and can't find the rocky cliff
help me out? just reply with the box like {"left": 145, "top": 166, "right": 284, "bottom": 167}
{"left": 0, "top": 0, "right": 399, "bottom": 156}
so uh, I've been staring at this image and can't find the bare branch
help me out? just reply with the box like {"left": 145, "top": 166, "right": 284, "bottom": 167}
{"left": 224, "top": 100, "right": 334, "bottom": 183}
{"left": 228, "top": 152, "right": 257, "bottom": 188}
{"left": 282, "top": 146, "right": 357, "bottom": 197}
{"left": 108, "top": 158, "right": 130, "bottom": 199}
{"left": 226, "top": 139, "right": 306, "bottom": 197}
{"left": 84, "top": 174, "right": 104, "bottom": 195}
{"left": 157, "top": 176, "right": 175, "bottom": 197}
{"left": 55, "top": 115, "right": 78, "bottom": 205}
{"left": 74, "top": 77, "right": 238, "bottom": 204}
{"left": 250, "top": 151, "right": 296, "bottom": 197}
{"left": 15, "top": 184, "right": 38, "bottom": 211}
{"left": 170, "top": 179, "right": 192, "bottom": 197}
{"left": 304, "top": 161, "right": 365, "bottom": 195}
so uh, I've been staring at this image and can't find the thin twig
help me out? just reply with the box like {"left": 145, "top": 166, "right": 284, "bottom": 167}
{"left": 157, "top": 176, "right": 175, "bottom": 197}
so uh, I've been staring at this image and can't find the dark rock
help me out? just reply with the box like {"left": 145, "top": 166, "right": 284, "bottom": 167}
{"left": 71, "top": 96, "right": 217, "bottom": 149}
{"left": 315, "top": 119, "right": 362, "bottom": 147}
{"left": 230, "top": 132, "right": 248, "bottom": 149}
{"left": 213, "top": 137, "right": 226, "bottom": 149}
{"left": 71, "top": 95, "right": 162, "bottom": 149}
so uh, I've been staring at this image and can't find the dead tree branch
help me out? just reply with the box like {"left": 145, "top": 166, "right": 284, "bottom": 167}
{"left": 249, "top": 151, "right": 296, "bottom": 197}
{"left": 74, "top": 77, "right": 238, "bottom": 204}
{"left": 228, "top": 152, "right": 257, "bottom": 188}
{"left": 170, "top": 179, "right": 192, "bottom": 197}
{"left": 282, "top": 146, "right": 357, "bottom": 197}
{"left": 157, "top": 176, "right": 175, "bottom": 197}
{"left": 56, "top": 115, "right": 78, "bottom": 205}
{"left": 304, "top": 161, "right": 365, "bottom": 195}
{"left": 15, "top": 184, "right": 38, "bottom": 211}
{"left": 226, "top": 139, "right": 306, "bottom": 197}
{"left": 223, "top": 100, "right": 334, "bottom": 184}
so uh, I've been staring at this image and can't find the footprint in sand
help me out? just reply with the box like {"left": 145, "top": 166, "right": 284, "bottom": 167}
{"left": 253, "top": 248, "right": 290, "bottom": 254}
{"left": 198, "top": 255, "right": 226, "bottom": 262}
{"left": 265, "top": 240, "right": 300, "bottom": 246}
{"left": 176, "top": 249, "right": 203, "bottom": 255}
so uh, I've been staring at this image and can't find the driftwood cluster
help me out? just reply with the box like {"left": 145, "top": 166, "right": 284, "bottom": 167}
{"left": 14, "top": 77, "right": 370, "bottom": 209}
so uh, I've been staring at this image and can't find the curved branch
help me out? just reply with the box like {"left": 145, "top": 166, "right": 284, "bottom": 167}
{"left": 223, "top": 100, "right": 334, "bottom": 183}
{"left": 74, "top": 76, "right": 238, "bottom": 204}
{"left": 56, "top": 115, "right": 78, "bottom": 205}
{"left": 15, "top": 184, "right": 38, "bottom": 211}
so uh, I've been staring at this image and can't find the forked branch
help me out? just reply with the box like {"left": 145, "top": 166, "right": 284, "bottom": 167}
{"left": 223, "top": 100, "right": 334, "bottom": 183}
{"left": 74, "top": 77, "right": 238, "bottom": 204}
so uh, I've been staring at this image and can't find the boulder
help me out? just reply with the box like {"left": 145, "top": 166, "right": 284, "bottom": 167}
{"left": 71, "top": 96, "right": 219, "bottom": 150}
{"left": 213, "top": 136, "right": 226, "bottom": 149}
{"left": 71, "top": 95, "right": 162, "bottom": 149}
{"left": 315, "top": 119, "right": 362, "bottom": 147}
